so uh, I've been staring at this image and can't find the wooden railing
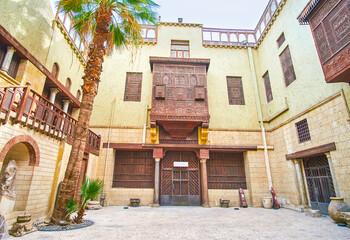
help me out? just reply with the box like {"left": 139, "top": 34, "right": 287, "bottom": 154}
{"left": 0, "top": 86, "right": 101, "bottom": 155}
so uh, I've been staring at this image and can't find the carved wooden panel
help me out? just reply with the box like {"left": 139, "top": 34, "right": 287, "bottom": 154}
{"left": 151, "top": 64, "right": 209, "bottom": 122}
{"left": 124, "top": 72, "right": 142, "bottom": 102}
{"left": 309, "top": 0, "right": 350, "bottom": 83}
{"left": 279, "top": 47, "right": 296, "bottom": 86}
{"left": 226, "top": 77, "right": 245, "bottom": 105}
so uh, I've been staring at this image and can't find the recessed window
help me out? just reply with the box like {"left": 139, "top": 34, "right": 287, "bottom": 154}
{"left": 8, "top": 54, "right": 20, "bottom": 79}
{"left": 171, "top": 40, "right": 189, "bottom": 58}
{"left": 65, "top": 78, "right": 72, "bottom": 91}
{"left": 263, "top": 71, "right": 273, "bottom": 103}
{"left": 280, "top": 46, "right": 296, "bottom": 87}
{"left": 124, "top": 72, "right": 142, "bottom": 102}
{"left": 52, "top": 62, "right": 59, "bottom": 78}
{"left": 296, "top": 119, "right": 311, "bottom": 143}
{"left": 0, "top": 45, "right": 6, "bottom": 66}
{"left": 277, "top": 33, "right": 285, "bottom": 48}
{"left": 113, "top": 151, "right": 154, "bottom": 188}
{"left": 227, "top": 76, "right": 245, "bottom": 105}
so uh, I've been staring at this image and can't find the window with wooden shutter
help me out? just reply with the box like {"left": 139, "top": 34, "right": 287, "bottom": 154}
{"left": 171, "top": 40, "right": 189, "bottom": 58}
{"left": 8, "top": 54, "right": 20, "bottom": 79}
{"left": 0, "top": 45, "right": 6, "bottom": 67}
{"left": 277, "top": 33, "right": 285, "bottom": 48}
{"left": 263, "top": 71, "right": 273, "bottom": 103}
{"left": 227, "top": 76, "right": 245, "bottom": 105}
{"left": 280, "top": 46, "right": 296, "bottom": 86}
{"left": 207, "top": 152, "right": 247, "bottom": 189}
{"left": 52, "top": 62, "right": 59, "bottom": 78}
{"left": 113, "top": 151, "right": 154, "bottom": 188}
{"left": 296, "top": 119, "right": 311, "bottom": 143}
{"left": 124, "top": 72, "right": 142, "bottom": 102}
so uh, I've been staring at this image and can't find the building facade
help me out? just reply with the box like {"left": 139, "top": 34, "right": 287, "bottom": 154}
{"left": 0, "top": 0, "right": 349, "bottom": 225}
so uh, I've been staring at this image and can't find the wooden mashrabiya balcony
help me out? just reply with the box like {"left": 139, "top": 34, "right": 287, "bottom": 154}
{"left": 0, "top": 86, "right": 100, "bottom": 155}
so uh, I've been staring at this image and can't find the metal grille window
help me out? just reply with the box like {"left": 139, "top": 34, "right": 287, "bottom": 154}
{"left": 113, "top": 151, "right": 154, "bottom": 188}
{"left": 277, "top": 33, "right": 285, "bottom": 48}
{"left": 280, "top": 46, "right": 296, "bottom": 86}
{"left": 171, "top": 40, "right": 189, "bottom": 58}
{"left": 207, "top": 152, "right": 247, "bottom": 189}
{"left": 263, "top": 71, "right": 273, "bottom": 103}
{"left": 227, "top": 76, "right": 245, "bottom": 105}
{"left": 124, "top": 72, "right": 142, "bottom": 102}
{"left": 296, "top": 119, "right": 311, "bottom": 143}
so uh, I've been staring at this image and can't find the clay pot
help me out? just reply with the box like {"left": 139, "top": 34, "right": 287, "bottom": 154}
{"left": 262, "top": 196, "right": 273, "bottom": 209}
{"left": 17, "top": 214, "right": 31, "bottom": 223}
{"left": 328, "top": 197, "right": 349, "bottom": 223}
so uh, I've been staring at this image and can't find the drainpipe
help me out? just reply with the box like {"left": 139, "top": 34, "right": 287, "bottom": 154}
{"left": 102, "top": 97, "right": 117, "bottom": 204}
{"left": 142, "top": 105, "right": 149, "bottom": 144}
{"left": 247, "top": 47, "right": 273, "bottom": 190}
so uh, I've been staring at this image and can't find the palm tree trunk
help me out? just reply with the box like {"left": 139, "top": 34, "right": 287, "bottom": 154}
{"left": 51, "top": 7, "right": 112, "bottom": 223}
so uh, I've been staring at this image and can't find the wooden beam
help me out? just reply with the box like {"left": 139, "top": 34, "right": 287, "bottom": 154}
{"left": 285, "top": 142, "right": 336, "bottom": 160}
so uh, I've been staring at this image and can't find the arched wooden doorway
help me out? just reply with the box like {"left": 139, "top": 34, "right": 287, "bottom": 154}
{"left": 160, "top": 151, "right": 200, "bottom": 206}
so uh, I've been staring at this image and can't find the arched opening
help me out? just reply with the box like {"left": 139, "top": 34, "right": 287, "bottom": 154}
{"left": 0, "top": 143, "right": 34, "bottom": 213}
{"left": 52, "top": 62, "right": 59, "bottom": 78}
{"left": 76, "top": 89, "right": 81, "bottom": 101}
{"left": 65, "top": 78, "right": 72, "bottom": 91}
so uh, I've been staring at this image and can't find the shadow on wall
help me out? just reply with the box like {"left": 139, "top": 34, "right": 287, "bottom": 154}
{"left": 0, "top": 0, "right": 54, "bottom": 64}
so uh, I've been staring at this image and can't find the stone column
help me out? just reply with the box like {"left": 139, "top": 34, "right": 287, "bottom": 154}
{"left": 200, "top": 159, "right": 210, "bottom": 208}
{"left": 325, "top": 152, "right": 340, "bottom": 197}
{"left": 1, "top": 46, "right": 16, "bottom": 73}
{"left": 49, "top": 88, "right": 60, "bottom": 104}
{"left": 293, "top": 159, "right": 307, "bottom": 205}
{"left": 154, "top": 158, "right": 160, "bottom": 206}
{"left": 62, "top": 100, "right": 70, "bottom": 113}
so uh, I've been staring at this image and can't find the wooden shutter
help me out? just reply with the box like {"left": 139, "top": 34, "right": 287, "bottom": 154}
{"left": 227, "top": 76, "right": 245, "bottom": 105}
{"left": 263, "top": 72, "right": 273, "bottom": 103}
{"left": 124, "top": 72, "right": 142, "bottom": 102}
{"left": 8, "top": 54, "right": 20, "bottom": 79}
{"left": 280, "top": 46, "right": 296, "bottom": 86}
{"left": 277, "top": 33, "right": 285, "bottom": 48}
{"left": 207, "top": 152, "right": 247, "bottom": 189}
{"left": 113, "top": 151, "right": 154, "bottom": 188}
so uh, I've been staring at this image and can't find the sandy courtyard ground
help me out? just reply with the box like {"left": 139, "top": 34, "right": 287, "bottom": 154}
{"left": 9, "top": 206, "right": 350, "bottom": 240}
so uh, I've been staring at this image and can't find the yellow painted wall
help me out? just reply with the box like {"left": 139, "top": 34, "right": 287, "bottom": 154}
{"left": 91, "top": 24, "right": 260, "bottom": 130}
{"left": 252, "top": 0, "right": 350, "bottom": 129}
{"left": 0, "top": 0, "right": 84, "bottom": 97}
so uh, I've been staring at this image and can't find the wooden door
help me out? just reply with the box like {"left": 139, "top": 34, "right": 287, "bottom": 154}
{"left": 303, "top": 155, "right": 336, "bottom": 215}
{"left": 161, "top": 151, "right": 200, "bottom": 206}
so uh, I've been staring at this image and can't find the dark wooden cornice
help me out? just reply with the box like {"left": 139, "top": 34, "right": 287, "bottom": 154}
{"left": 103, "top": 142, "right": 257, "bottom": 152}
{"left": 0, "top": 24, "right": 80, "bottom": 108}
{"left": 149, "top": 56, "right": 210, "bottom": 72}
{"left": 285, "top": 142, "right": 336, "bottom": 160}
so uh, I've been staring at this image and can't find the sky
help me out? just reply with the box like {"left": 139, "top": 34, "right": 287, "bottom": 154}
{"left": 154, "top": 0, "right": 270, "bottom": 29}
{"left": 50, "top": 0, "right": 270, "bottom": 30}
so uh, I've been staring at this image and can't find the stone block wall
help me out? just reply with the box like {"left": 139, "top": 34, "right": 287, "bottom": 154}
{"left": 268, "top": 92, "right": 350, "bottom": 206}
{"left": 108, "top": 189, "right": 154, "bottom": 206}
{"left": 208, "top": 189, "right": 250, "bottom": 207}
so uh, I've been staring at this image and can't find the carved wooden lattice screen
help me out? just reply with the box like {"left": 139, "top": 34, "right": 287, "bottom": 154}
{"left": 124, "top": 72, "right": 142, "bottom": 102}
{"left": 113, "top": 151, "right": 154, "bottom": 188}
{"left": 263, "top": 71, "right": 273, "bottom": 103}
{"left": 207, "top": 152, "right": 246, "bottom": 189}
{"left": 226, "top": 76, "right": 245, "bottom": 105}
{"left": 279, "top": 46, "right": 296, "bottom": 86}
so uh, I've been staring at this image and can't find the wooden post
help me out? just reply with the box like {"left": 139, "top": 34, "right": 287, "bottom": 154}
{"left": 200, "top": 159, "right": 210, "bottom": 208}
{"left": 154, "top": 158, "right": 160, "bottom": 206}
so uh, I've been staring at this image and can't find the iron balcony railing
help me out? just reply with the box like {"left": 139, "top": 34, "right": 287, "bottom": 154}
{"left": 0, "top": 86, "right": 100, "bottom": 155}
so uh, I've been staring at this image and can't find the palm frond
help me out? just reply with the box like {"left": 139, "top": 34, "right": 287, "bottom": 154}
{"left": 80, "top": 178, "right": 103, "bottom": 207}
{"left": 65, "top": 198, "right": 79, "bottom": 219}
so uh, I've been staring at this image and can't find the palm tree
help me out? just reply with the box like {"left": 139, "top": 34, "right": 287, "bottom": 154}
{"left": 51, "top": 0, "right": 158, "bottom": 223}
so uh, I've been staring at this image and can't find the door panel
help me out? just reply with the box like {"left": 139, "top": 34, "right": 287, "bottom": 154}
{"left": 161, "top": 151, "right": 200, "bottom": 206}
{"left": 303, "top": 155, "right": 336, "bottom": 215}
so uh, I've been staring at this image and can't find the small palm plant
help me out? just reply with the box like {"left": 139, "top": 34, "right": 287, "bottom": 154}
{"left": 66, "top": 178, "right": 103, "bottom": 223}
